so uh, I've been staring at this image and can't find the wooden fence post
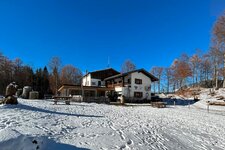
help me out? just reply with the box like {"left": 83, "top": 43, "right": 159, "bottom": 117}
{"left": 207, "top": 101, "right": 210, "bottom": 113}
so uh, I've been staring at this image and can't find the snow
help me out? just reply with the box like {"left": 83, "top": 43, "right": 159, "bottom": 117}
{"left": 0, "top": 97, "right": 225, "bottom": 150}
{"left": 0, "top": 129, "right": 81, "bottom": 150}
{"left": 194, "top": 88, "right": 225, "bottom": 112}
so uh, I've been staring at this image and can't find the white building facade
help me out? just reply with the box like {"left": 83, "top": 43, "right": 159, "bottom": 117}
{"left": 81, "top": 68, "right": 158, "bottom": 102}
{"left": 104, "top": 69, "right": 158, "bottom": 102}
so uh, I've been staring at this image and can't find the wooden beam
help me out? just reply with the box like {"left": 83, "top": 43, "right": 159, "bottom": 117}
{"left": 122, "top": 76, "right": 125, "bottom": 87}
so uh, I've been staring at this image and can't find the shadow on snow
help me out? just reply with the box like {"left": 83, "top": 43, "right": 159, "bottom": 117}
{"left": 0, "top": 130, "right": 90, "bottom": 150}
{"left": 162, "top": 98, "right": 199, "bottom": 106}
{"left": 4, "top": 103, "right": 104, "bottom": 118}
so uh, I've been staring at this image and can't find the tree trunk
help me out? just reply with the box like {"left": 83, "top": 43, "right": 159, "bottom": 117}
{"left": 192, "top": 73, "right": 195, "bottom": 87}
{"left": 158, "top": 76, "right": 160, "bottom": 94}
{"left": 195, "top": 69, "right": 198, "bottom": 84}
{"left": 215, "top": 65, "right": 218, "bottom": 89}
{"left": 167, "top": 78, "right": 169, "bottom": 93}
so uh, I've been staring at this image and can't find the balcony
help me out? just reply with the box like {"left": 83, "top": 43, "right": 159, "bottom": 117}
{"left": 107, "top": 82, "right": 130, "bottom": 88}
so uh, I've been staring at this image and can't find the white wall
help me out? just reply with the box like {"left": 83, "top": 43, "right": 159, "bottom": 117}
{"left": 82, "top": 74, "right": 91, "bottom": 86}
{"left": 113, "top": 72, "right": 152, "bottom": 100}
{"left": 125, "top": 72, "right": 152, "bottom": 100}
{"left": 82, "top": 74, "right": 105, "bottom": 87}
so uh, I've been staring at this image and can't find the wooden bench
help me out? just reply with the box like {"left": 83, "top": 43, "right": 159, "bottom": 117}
{"left": 151, "top": 102, "right": 166, "bottom": 108}
{"left": 53, "top": 96, "right": 72, "bottom": 105}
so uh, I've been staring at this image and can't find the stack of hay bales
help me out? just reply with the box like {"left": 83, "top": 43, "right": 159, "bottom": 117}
{"left": 3, "top": 82, "right": 18, "bottom": 105}
{"left": 5, "top": 84, "right": 17, "bottom": 97}
{"left": 29, "top": 91, "right": 39, "bottom": 99}
{"left": 22, "top": 86, "right": 32, "bottom": 99}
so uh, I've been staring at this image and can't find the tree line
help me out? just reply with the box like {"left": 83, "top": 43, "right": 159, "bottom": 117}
{"left": 0, "top": 55, "right": 82, "bottom": 98}
{"left": 151, "top": 12, "right": 225, "bottom": 93}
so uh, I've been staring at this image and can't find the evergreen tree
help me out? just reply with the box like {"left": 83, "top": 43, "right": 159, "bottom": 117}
{"left": 43, "top": 66, "right": 50, "bottom": 95}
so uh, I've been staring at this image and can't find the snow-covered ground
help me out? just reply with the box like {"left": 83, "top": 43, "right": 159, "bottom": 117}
{"left": 193, "top": 88, "right": 225, "bottom": 112}
{"left": 0, "top": 97, "right": 225, "bottom": 150}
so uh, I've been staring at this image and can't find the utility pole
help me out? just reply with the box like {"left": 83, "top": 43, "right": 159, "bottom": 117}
{"left": 107, "top": 56, "right": 110, "bottom": 68}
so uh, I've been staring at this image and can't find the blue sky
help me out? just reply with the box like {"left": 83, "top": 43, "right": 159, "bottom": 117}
{"left": 0, "top": 0, "right": 224, "bottom": 72}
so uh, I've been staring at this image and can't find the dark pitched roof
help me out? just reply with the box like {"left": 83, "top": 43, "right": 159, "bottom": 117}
{"left": 104, "top": 69, "right": 159, "bottom": 81}
{"left": 83, "top": 68, "right": 120, "bottom": 80}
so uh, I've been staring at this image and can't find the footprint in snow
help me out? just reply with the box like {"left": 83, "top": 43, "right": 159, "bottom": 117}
{"left": 127, "top": 139, "right": 133, "bottom": 145}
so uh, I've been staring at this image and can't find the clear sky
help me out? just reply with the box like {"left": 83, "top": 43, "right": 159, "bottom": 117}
{"left": 0, "top": 0, "right": 224, "bottom": 72}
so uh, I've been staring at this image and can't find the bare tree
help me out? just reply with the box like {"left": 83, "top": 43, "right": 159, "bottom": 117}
{"left": 61, "top": 65, "right": 83, "bottom": 85}
{"left": 201, "top": 53, "right": 211, "bottom": 82}
{"left": 48, "top": 56, "right": 62, "bottom": 95}
{"left": 121, "top": 60, "right": 136, "bottom": 73}
{"left": 213, "top": 12, "right": 225, "bottom": 87}
{"left": 172, "top": 54, "right": 192, "bottom": 89}
{"left": 164, "top": 67, "right": 173, "bottom": 93}
{"left": 13, "top": 58, "right": 23, "bottom": 87}
{"left": 213, "top": 11, "right": 225, "bottom": 44}
{"left": 209, "top": 39, "right": 223, "bottom": 88}
{"left": 156, "top": 67, "right": 163, "bottom": 93}
{"left": 48, "top": 56, "right": 62, "bottom": 72}
{"left": 190, "top": 54, "right": 201, "bottom": 85}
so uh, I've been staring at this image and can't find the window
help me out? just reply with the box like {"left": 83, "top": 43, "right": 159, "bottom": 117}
{"left": 135, "top": 78, "right": 142, "bottom": 84}
{"left": 134, "top": 92, "right": 143, "bottom": 98}
{"left": 92, "top": 81, "right": 96, "bottom": 85}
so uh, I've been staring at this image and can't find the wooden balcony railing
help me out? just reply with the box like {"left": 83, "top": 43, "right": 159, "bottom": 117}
{"left": 107, "top": 83, "right": 130, "bottom": 88}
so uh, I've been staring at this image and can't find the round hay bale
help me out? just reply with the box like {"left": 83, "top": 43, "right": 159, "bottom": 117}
{"left": 5, "top": 84, "right": 17, "bottom": 97}
{"left": 4, "top": 96, "right": 18, "bottom": 105}
{"left": 29, "top": 91, "right": 39, "bottom": 99}
{"left": 22, "top": 86, "right": 32, "bottom": 99}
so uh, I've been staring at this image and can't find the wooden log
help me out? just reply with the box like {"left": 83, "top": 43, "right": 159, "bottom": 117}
{"left": 208, "top": 101, "right": 225, "bottom": 106}
{"left": 216, "top": 96, "right": 224, "bottom": 100}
